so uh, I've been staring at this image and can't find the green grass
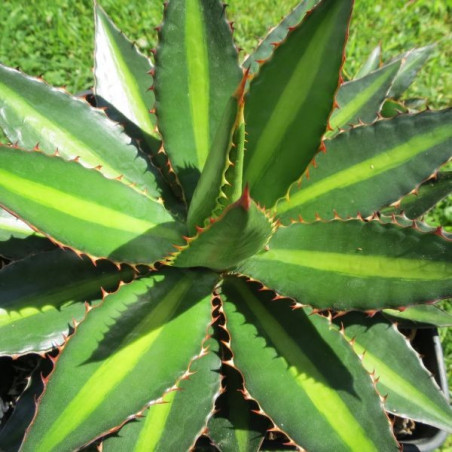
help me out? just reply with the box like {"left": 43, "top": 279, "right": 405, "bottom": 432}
{"left": 0, "top": 0, "right": 451, "bottom": 447}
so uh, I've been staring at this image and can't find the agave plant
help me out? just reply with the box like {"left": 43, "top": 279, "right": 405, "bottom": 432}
{"left": 0, "top": 0, "right": 451, "bottom": 450}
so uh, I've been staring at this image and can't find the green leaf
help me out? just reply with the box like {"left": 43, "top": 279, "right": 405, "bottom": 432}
{"left": 388, "top": 45, "right": 434, "bottom": 99}
{"left": 277, "top": 110, "right": 452, "bottom": 222}
{"left": 0, "top": 64, "right": 162, "bottom": 200}
{"left": 102, "top": 337, "right": 221, "bottom": 452}
{"left": 382, "top": 304, "right": 452, "bottom": 328}
{"left": 238, "top": 220, "right": 452, "bottom": 310}
{"left": 338, "top": 313, "right": 452, "bottom": 432}
{"left": 0, "top": 147, "right": 186, "bottom": 264}
{"left": 327, "top": 60, "right": 401, "bottom": 137}
{"left": 172, "top": 190, "right": 274, "bottom": 271}
{"left": 94, "top": 4, "right": 160, "bottom": 152}
{"left": 354, "top": 43, "right": 382, "bottom": 78}
{"left": 242, "top": 0, "right": 320, "bottom": 76}
{"left": 208, "top": 364, "right": 268, "bottom": 452}
{"left": 0, "top": 208, "right": 54, "bottom": 259}
{"left": 221, "top": 277, "right": 398, "bottom": 451}
{"left": 243, "top": 0, "right": 353, "bottom": 208}
{"left": 21, "top": 269, "right": 218, "bottom": 452}
{"left": 154, "top": 0, "right": 242, "bottom": 200}
{"left": 187, "top": 85, "right": 244, "bottom": 232}
{"left": 0, "top": 249, "right": 133, "bottom": 355}
{"left": 381, "top": 172, "right": 452, "bottom": 219}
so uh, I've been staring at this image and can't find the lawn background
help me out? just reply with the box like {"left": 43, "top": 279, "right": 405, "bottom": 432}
{"left": 0, "top": 0, "right": 451, "bottom": 448}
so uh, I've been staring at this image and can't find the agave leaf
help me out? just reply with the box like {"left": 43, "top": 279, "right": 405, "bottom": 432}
{"left": 0, "top": 208, "right": 54, "bottom": 259}
{"left": 93, "top": 4, "right": 185, "bottom": 211}
{"left": 102, "top": 336, "right": 221, "bottom": 451}
{"left": 0, "top": 64, "right": 163, "bottom": 201}
{"left": 218, "top": 110, "right": 246, "bottom": 212}
{"left": 208, "top": 364, "right": 268, "bottom": 452}
{"left": 0, "top": 147, "right": 186, "bottom": 264}
{"left": 382, "top": 304, "right": 452, "bottom": 328}
{"left": 238, "top": 220, "right": 452, "bottom": 311}
{"left": 381, "top": 172, "right": 452, "bottom": 219}
{"left": 277, "top": 109, "right": 452, "bottom": 222}
{"left": 172, "top": 189, "right": 274, "bottom": 271}
{"left": 94, "top": 4, "right": 160, "bottom": 153}
{"left": 0, "top": 358, "right": 51, "bottom": 452}
{"left": 21, "top": 269, "right": 218, "bottom": 452}
{"left": 187, "top": 83, "right": 245, "bottom": 232}
{"left": 243, "top": 0, "right": 353, "bottom": 208}
{"left": 354, "top": 43, "right": 382, "bottom": 78}
{"left": 154, "top": 0, "right": 242, "bottom": 201}
{"left": 221, "top": 277, "right": 398, "bottom": 451}
{"left": 338, "top": 313, "right": 452, "bottom": 432}
{"left": 327, "top": 60, "right": 401, "bottom": 137}
{"left": 0, "top": 249, "right": 133, "bottom": 355}
{"left": 242, "top": 0, "right": 320, "bottom": 76}
{"left": 388, "top": 45, "right": 434, "bottom": 99}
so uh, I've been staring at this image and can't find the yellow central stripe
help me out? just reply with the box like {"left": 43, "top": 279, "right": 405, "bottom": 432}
{"left": 278, "top": 123, "right": 452, "bottom": 213}
{"left": 0, "top": 80, "right": 123, "bottom": 180}
{"left": 99, "top": 15, "right": 156, "bottom": 139}
{"left": 135, "top": 389, "right": 177, "bottom": 451}
{"left": 346, "top": 333, "right": 452, "bottom": 424}
{"left": 252, "top": 249, "right": 451, "bottom": 280}
{"left": 185, "top": 0, "right": 210, "bottom": 168}
{"left": 36, "top": 275, "right": 194, "bottom": 452}
{"left": 0, "top": 168, "right": 156, "bottom": 234}
{"left": 245, "top": 6, "right": 338, "bottom": 187}
{"left": 328, "top": 62, "right": 399, "bottom": 132}
{"left": 235, "top": 282, "right": 376, "bottom": 451}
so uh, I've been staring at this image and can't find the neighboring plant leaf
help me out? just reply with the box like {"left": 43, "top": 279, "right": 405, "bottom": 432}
{"left": 0, "top": 358, "right": 51, "bottom": 452}
{"left": 242, "top": 0, "right": 320, "bottom": 77}
{"left": 172, "top": 189, "right": 274, "bottom": 271}
{"left": 277, "top": 109, "right": 452, "bottom": 222}
{"left": 238, "top": 220, "right": 452, "bottom": 310}
{"left": 21, "top": 269, "right": 218, "bottom": 452}
{"left": 187, "top": 85, "right": 245, "bottom": 232}
{"left": 0, "top": 208, "right": 54, "bottom": 259}
{"left": 0, "top": 147, "right": 186, "bottom": 264}
{"left": 327, "top": 60, "right": 401, "bottom": 137}
{"left": 382, "top": 304, "right": 452, "bottom": 328}
{"left": 404, "top": 97, "right": 428, "bottom": 111}
{"left": 381, "top": 98, "right": 408, "bottom": 118}
{"left": 381, "top": 172, "right": 452, "bottom": 219}
{"left": 221, "top": 277, "right": 398, "bottom": 451}
{"left": 94, "top": 4, "right": 160, "bottom": 153}
{"left": 338, "top": 313, "right": 452, "bottom": 432}
{"left": 243, "top": 0, "right": 353, "bottom": 208}
{"left": 354, "top": 43, "right": 382, "bottom": 78}
{"left": 102, "top": 336, "right": 221, "bottom": 451}
{"left": 388, "top": 45, "right": 434, "bottom": 99}
{"left": 0, "top": 249, "right": 133, "bottom": 355}
{"left": 208, "top": 364, "right": 268, "bottom": 452}
{"left": 0, "top": 64, "right": 162, "bottom": 200}
{"left": 154, "top": 0, "right": 242, "bottom": 201}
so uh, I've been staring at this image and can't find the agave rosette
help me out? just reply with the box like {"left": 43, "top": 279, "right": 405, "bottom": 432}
{"left": 0, "top": 0, "right": 451, "bottom": 450}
